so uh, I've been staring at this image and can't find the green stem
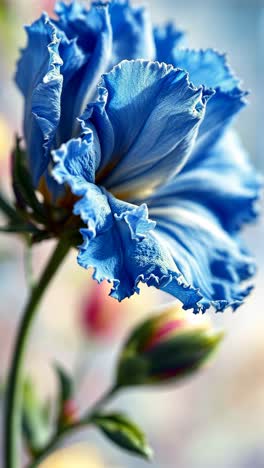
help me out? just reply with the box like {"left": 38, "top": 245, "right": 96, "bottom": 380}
{"left": 27, "top": 422, "right": 85, "bottom": 468}
{"left": 27, "top": 385, "right": 119, "bottom": 468}
{"left": 4, "top": 237, "right": 72, "bottom": 468}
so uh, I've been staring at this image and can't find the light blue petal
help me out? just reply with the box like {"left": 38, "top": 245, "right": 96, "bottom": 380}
{"left": 110, "top": 0, "right": 155, "bottom": 64}
{"left": 83, "top": 59, "right": 213, "bottom": 196}
{"left": 147, "top": 200, "right": 256, "bottom": 312}
{"left": 144, "top": 131, "right": 262, "bottom": 233}
{"left": 15, "top": 14, "right": 63, "bottom": 186}
{"left": 171, "top": 49, "right": 248, "bottom": 158}
{"left": 154, "top": 23, "right": 184, "bottom": 63}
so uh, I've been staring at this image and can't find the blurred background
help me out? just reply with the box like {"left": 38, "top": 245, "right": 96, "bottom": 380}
{"left": 0, "top": 0, "right": 263, "bottom": 467}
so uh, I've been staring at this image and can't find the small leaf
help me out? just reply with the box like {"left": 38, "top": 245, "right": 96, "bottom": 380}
{"left": 54, "top": 364, "right": 75, "bottom": 429}
{"left": 92, "top": 412, "right": 153, "bottom": 460}
{"left": 55, "top": 364, "right": 74, "bottom": 404}
{"left": 0, "top": 223, "right": 39, "bottom": 234}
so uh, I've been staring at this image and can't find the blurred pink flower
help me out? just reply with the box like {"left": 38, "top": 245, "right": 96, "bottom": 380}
{"left": 80, "top": 281, "right": 127, "bottom": 341}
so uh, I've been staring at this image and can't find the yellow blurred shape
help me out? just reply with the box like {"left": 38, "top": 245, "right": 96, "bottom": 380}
{"left": 0, "top": 115, "right": 12, "bottom": 162}
{"left": 39, "top": 444, "right": 105, "bottom": 468}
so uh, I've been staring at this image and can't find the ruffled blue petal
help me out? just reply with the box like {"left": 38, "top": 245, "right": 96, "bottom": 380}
{"left": 83, "top": 59, "right": 213, "bottom": 196}
{"left": 15, "top": 14, "right": 63, "bottom": 186}
{"left": 54, "top": 2, "right": 112, "bottom": 140}
{"left": 52, "top": 126, "right": 100, "bottom": 194}
{"left": 173, "top": 48, "right": 241, "bottom": 92}
{"left": 147, "top": 200, "right": 256, "bottom": 312}
{"left": 110, "top": 0, "right": 155, "bottom": 64}
{"left": 171, "top": 49, "right": 248, "bottom": 159}
{"left": 143, "top": 131, "right": 262, "bottom": 233}
{"left": 75, "top": 188, "right": 202, "bottom": 309}
{"left": 78, "top": 220, "right": 202, "bottom": 309}
{"left": 107, "top": 196, "right": 156, "bottom": 241}
{"left": 154, "top": 23, "right": 184, "bottom": 63}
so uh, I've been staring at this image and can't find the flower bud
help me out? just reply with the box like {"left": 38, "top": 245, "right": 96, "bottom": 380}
{"left": 116, "top": 303, "right": 224, "bottom": 387}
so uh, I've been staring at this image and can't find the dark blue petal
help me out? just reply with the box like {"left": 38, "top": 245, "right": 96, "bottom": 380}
{"left": 144, "top": 131, "right": 262, "bottom": 233}
{"left": 54, "top": 1, "right": 103, "bottom": 50}
{"left": 83, "top": 59, "right": 212, "bottom": 196}
{"left": 154, "top": 23, "right": 184, "bottom": 63}
{"left": 54, "top": 2, "right": 112, "bottom": 141}
{"left": 171, "top": 49, "right": 248, "bottom": 159}
{"left": 15, "top": 14, "right": 63, "bottom": 186}
{"left": 110, "top": 0, "right": 155, "bottom": 64}
{"left": 147, "top": 200, "right": 256, "bottom": 312}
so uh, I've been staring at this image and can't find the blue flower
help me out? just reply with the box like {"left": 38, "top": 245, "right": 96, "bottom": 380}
{"left": 16, "top": 1, "right": 261, "bottom": 313}
{"left": 16, "top": 1, "right": 155, "bottom": 187}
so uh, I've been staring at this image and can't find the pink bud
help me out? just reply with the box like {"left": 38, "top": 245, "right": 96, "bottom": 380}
{"left": 143, "top": 318, "right": 185, "bottom": 352}
{"left": 141, "top": 305, "right": 202, "bottom": 352}
{"left": 61, "top": 399, "right": 78, "bottom": 426}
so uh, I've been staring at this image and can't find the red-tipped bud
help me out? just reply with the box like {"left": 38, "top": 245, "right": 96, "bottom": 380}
{"left": 60, "top": 399, "right": 79, "bottom": 427}
{"left": 116, "top": 303, "right": 224, "bottom": 387}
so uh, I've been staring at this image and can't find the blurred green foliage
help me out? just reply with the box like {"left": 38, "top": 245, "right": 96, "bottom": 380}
{"left": 0, "top": 0, "right": 19, "bottom": 63}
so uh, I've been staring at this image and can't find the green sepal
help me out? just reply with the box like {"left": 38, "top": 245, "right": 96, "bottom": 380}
{"left": 54, "top": 364, "right": 75, "bottom": 429}
{"left": 146, "top": 329, "right": 224, "bottom": 379}
{"left": 92, "top": 412, "right": 153, "bottom": 460}
{"left": 123, "top": 315, "right": 156, "bottom": 354}
{"left": 55, "top": 364, "right": 74, "bottom": 404}
{"left": 0, "top": 192, "right": 22, "bottom": 223}
{"left": 0, "top": 223, "right": 39, "bottom": 234}
{"left": 11, "top": 137, "right": 46, "bottom": 223}
{"left": 116, "top": 355, "right": 149, "bottom": 387}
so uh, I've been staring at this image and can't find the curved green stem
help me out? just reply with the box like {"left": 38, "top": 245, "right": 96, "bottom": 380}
{"left": 27, "top": 385, "right": 119, "bottom": 468}
{"left": 4, "top": 237, "right": 72, "bottom": 468}
{"left": 27, "top": 422, "right": 86, "bottom": 468}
